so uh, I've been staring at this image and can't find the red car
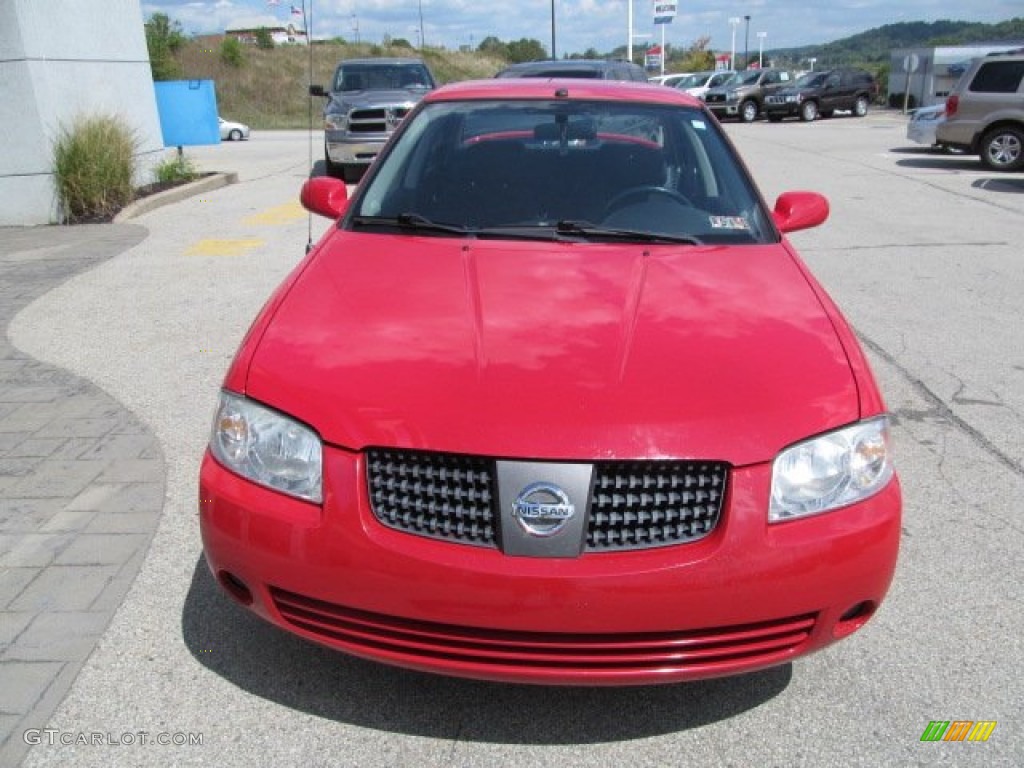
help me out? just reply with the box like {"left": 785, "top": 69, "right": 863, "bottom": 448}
{"left": 199, "top": 79, "right": 900, "bottom": 685}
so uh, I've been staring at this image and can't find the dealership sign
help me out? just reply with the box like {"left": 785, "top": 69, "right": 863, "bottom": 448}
{"left": 653, "top": 2, "right": 677, "bottom": 24}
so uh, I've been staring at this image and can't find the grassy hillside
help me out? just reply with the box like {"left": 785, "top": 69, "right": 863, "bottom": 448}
{"left": 176, "top": 40, "right": 505, "bottom": 129}
{"left": 173, "top": 17, "right": 1023, "bottom": 129}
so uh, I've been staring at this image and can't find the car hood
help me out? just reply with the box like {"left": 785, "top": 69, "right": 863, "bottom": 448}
{"left": 327, "top": 88, "right": 428, "bottom": 111}
{"left": 244, "top": 234, "right": 860, "bottom": 465}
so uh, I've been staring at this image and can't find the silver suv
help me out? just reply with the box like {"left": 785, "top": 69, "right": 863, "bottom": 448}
{"left": 935, "top": 51, "right": 1024, "bottom": 172}
{"left": 311, "top": 58, "right": 436, "bottom": 183}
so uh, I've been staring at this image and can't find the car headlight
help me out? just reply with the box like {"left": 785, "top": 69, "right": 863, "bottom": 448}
{"left": 209, "top": 392, "right": 323, "bottom": 503}
{"left": 726, "top": 91, "right": 740, "bottom": 102}
{"left": 324, "top": 113, "right": 347, "bottom": 131}
{"left": 769, "top": 416, "right": 894, "bottom": 522}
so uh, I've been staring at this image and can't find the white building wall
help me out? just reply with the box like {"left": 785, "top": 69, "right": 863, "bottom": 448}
{"left": 0, "top": 0, "right": 164, "bottom": 225}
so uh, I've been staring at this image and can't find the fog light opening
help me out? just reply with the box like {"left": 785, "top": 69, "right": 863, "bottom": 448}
{"left": 833, "top": 600, "right": 876, "bottom": 638}
{"left": 217, "top": 570, "right": 253, "bottom": 606}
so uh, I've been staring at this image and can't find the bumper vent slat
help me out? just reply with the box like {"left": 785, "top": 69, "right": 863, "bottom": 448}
{"left": 366, "top": 450, "right": 728, "bottom": 552}
{"left": 271, "top": 587, "right": 815, "bottom": 673}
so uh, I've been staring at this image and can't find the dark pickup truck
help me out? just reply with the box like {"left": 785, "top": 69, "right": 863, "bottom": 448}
{"left": 311, "top": 57, "right": 436, "bottom": 182}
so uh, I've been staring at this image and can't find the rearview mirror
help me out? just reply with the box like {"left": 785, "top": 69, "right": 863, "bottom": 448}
{"left": 301, "top": 177, "right": 349, "bottom": 219}
{"left": 772, "top": 191, "right": 829, "bottom": 233}
{"left": 309, "top": 84, "right": 327, "bottom": 98}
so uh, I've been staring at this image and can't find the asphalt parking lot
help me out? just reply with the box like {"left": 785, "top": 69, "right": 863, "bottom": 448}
{"left": 4, "top": 112, "right": 1023, "bottom": 767}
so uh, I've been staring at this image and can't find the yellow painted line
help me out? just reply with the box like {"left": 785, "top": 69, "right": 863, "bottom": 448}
{"left": 243, "top": 200, "right": 307, "bottom": 226}
{"left": 185, "top": 238, "right": 264, "bottom": 256}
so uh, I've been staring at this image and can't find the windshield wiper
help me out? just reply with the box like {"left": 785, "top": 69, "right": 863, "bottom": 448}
{"left": 350, "top": 213, "right": 473, "bottom": 236}
{"left": 555, "top": 220, "right": 702, "bottom": 245}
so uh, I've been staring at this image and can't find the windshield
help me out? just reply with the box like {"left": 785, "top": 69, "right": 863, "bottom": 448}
{"left": 795, "top": 72, "right": 828, "bottom": 88}
{"left": 675, "top": 71, "right": 714, "bottom": 89}
{"left": 351, "top": 99, "right": 773, "bottom": 245}
{"left": 726, "top": 71, "right": 763, "bottom": 87}
{"left": 333, "top": 63, "right": 432, "bottom": 91}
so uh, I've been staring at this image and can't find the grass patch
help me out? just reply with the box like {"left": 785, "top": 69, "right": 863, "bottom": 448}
{"left": 53, "top": 115, "right": 138, "bottom": 223}
{"left": 154, "top": 152, "right": 200, "bottom": 184}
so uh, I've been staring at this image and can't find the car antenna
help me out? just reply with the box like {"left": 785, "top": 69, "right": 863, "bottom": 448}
{"left": 303, "top": 0, "right": 315, "bottom": 254}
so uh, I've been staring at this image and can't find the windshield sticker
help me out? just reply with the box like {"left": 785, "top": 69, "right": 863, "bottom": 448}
{"left": 691, "top": 119, "right": 707, "bottom": 131}
{"left": 709, "top": 216, "right": 750, "bottom": 230}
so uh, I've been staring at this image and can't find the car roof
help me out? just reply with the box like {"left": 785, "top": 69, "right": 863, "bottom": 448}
{"left": 497, "top": 59, "right": 643, "bottom": 75}
{"left": 423, "top": 78, "right": 704, "bottom": 108}
{"left": 337, "top": 57, "right": 427, "bottom": 66}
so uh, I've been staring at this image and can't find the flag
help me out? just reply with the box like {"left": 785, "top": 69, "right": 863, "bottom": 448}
{"left": 291, "top": 4, "right": 302, "bottom": 15}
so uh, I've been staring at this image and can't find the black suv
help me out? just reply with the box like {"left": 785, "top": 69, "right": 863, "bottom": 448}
{"left": 496, "top": 59, "right": 648, "bottom": 81}
{"left": 764, "top": 68, "right": 876, "bottom": 122}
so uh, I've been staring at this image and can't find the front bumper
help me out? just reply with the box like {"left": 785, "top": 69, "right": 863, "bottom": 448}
{"left": 765, "top": 102, "right": 800, "bottom": 117}
{"left": 199, "top": 446, "right": 901, "bottom": 686}
{"left": 707, "top": 103, "right": 739, "bottom": 117}
{"left": 324, "top": 132, "right": 385, "bottom": 166}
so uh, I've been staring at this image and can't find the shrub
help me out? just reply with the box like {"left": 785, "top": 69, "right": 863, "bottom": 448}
{"left": 153, "top": 152, "right": 199, "bottom": 184}
{"left": 52, "top": 115, "right": 137, "bottom": 223}
{"left": 221, "top": 37, "right": 244, "bottom": 68}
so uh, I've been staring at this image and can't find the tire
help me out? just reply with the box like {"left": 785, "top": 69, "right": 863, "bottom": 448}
{"left": 979, "top": 126, "right": 1024, "bottom": 172}
{"left": 767, "top": 114, "right": 783, "bottom": 123}
{"left": 740, "top": 100, "right": 759, "bottom": 123}
{"left": 228, "top": 129, "right": 242, "bottom": 141}
{"left": 799, "top": 100, "right": 818, "bottom": 122}
{"left": 341, "top": 164, "right": 365, "bottom": 184}
{"left": 853, "top": 95, "right": 869, "bottom": 117}
{"left": 324, "top": 144, "right": 345, "bottom": 179}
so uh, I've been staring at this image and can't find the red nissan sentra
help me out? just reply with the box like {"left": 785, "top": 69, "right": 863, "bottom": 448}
{"left": 199, "top": 79, "right": 900, "bottom": 685}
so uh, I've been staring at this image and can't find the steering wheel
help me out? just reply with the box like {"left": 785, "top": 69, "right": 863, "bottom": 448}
{"left": 604, "top": 186, "right": 692, "bottom": 217}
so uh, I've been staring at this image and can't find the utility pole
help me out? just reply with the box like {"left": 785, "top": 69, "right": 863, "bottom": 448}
{"left": 743, "top": 15, "right": 750, "bottom": 70}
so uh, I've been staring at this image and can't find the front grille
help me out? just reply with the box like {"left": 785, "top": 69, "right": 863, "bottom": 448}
{"left": 704, "top": 93, "right": 726, "bottom": 104}
{"left": 270, "top": 586, "right": 816, "bottom": 677}
{"left": 366, "top": 449, "right": 728, "bottom": 553}
{"left": 588, "top": 461, "right": 726, "bottom": 550}
{"left": 348, "top": 106, "right": 411, "bottom": 134}
{"left": 366, "top": 449, "right": 497, "bottom": 546}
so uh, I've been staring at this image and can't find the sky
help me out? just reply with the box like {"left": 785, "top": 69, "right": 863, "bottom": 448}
{"left": 142, "top": 1, "right": 1021, "bottom": 57}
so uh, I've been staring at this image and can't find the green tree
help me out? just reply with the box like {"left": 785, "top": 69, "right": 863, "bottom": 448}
{"left": 477, "top": 35, "right": 508, "bottom": 60}
{"left": 220, "top": 36, "right": 244, "bottom": 68}
{"left": 145, "top": 13, "right": 185, "bottom": 80}
{"left": 506, "top": 38, "right": 547, "bottom": 64}
{"left": 255, "top": 27, "right": 274, "bottom": 50}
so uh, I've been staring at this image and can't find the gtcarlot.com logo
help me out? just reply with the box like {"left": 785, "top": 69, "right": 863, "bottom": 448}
{"left": 24, "top": 730, "right": 204, "bottom": 747}
{"left": 920, "top": 721, "right": 997, "bottom": 742}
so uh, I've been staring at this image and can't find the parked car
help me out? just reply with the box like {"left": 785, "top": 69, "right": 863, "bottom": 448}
{"left": 200, "top": 78, "right": 901, "bottom": 687}
{"left": 906, "top": 104, "right": 946, "bottom": 147}
{"left": 764, "top": 68, "right": 877, "bottom": 122}
{"left": 649, "top": 72, "right": 691, "bottom": 87}
{"left": 701, "top": 68, "right": 794, "bottom": 122}
{"left": 935, "top": 50, "right": 1024, "bottom": 171}
{"left": 218, "top": 117, "right": 249, "bottom": 141}
{"left": 675, "top": 69, "right": 736, "bottom": 99}
{"left": 310, "top": 57, "right": 436, "bottom": 183}
{"left": 496, "top": 59, "right": 648, "bottom": 81}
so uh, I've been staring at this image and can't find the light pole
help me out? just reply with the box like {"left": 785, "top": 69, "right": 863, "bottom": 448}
{"left": 808, "top": 57, "right": 817, "bottom": 71}
{"left": 550, "top": 0, "right": 556, "bottom": 60}
{"left": 417, "top": 0, "right": 425, "bottom": 49}
{"left": 628, "top": 0, "right": 634, "bottom": 64}
{"left": 728, "top": 17, "right": 740, "bottom": 71}
{"left": 743, "top": 15, "right": 750, "bottom": 70}
{"left": 757, "top": 31, "right": 766, "bottom": 68}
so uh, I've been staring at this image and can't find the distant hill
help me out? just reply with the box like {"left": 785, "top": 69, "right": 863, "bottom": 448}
{"left": 764, "top": 17, "right": 1024, "bottom": 70}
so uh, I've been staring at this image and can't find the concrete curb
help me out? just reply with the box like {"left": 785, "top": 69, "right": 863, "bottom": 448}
{"left": 113, "top": 172, "right": 239, "bottom": 222}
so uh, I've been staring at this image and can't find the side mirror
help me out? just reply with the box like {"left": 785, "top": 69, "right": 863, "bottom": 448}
{"left": 301, "top": 177, "right": 349, "bottom": 219}
{"left": 309, "top": 84, "right": 327, "bottom": 98}
{"left": 772, "top": 191, "right": 829, "bottom": 233}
